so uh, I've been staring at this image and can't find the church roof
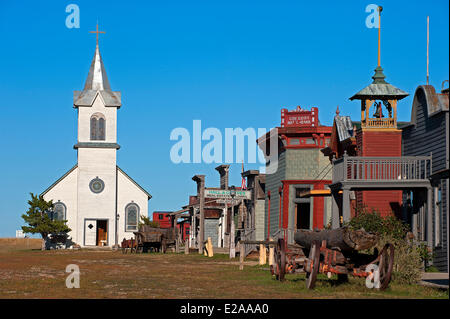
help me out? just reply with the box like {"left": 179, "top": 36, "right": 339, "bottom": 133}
{"left": 41, "top": 164, "right": 78, "bottom": 197}
{"left": 350, "top": 66, "right": 409, "bottom": 101}
{"left": 74, "top": 44, "right": 121, "bottom": 108}
{"left": 41, "top": 164, "right": 151, "bottom": 200}
{"left": 117, "top": 166, "right": 152, "bottom": 199}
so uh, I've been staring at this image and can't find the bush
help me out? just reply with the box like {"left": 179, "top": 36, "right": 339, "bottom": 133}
{"left": 346, "top": 209, "right": 409, "bottom": 241}
{"left": 346, "top": 208, "right": 422, "bottom": 285}
{"left": 377, "top": 234, "right": 422, "bottom": 285}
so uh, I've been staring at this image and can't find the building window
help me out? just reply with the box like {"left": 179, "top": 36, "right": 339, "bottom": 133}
{"left": 90, "top": 113, "right": 106, "bottom": 140}
{"left": 52, "top": 202, "right": 66, "bottom": 221}
{"left": 89, "top": 177, "right": 105, "bottom": 194}
{"left": 125, "top": 203, "right": 139, "bottom": 232}
{"left": 159, "top": 214, "right": 164, "bottom": 220}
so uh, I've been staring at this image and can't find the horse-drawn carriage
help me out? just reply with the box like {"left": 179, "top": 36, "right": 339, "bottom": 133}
{"left": 271, "top": 227, "right": 394, "bottom": 290}
{"left": 121, "top": 225, "right": 177, "bottom": 254}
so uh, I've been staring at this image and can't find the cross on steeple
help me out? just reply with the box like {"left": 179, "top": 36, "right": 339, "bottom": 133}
{"left": 89, "top": 23, "right": 106, "bottom": 46}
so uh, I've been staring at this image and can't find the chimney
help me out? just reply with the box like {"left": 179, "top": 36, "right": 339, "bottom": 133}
{"left": 215, "top": 165, "right": 230, "bottom": 190}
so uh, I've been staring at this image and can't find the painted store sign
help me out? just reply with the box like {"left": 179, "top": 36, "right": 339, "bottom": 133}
{"left": 281, "top": 106, "right": 318, "bottom": 127}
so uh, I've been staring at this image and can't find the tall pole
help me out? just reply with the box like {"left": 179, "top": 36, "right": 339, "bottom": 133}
{"left": 377, "top": 6, "right": 383, "bottom": 67}
{"left": 192, "top": 175, "right": 205, "bottom": 254}
{"left": 427, "top": 16, "right": 430, "bottom": 85}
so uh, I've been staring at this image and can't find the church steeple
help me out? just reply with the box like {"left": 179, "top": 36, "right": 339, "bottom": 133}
{"left": 83, "top": 44, "right": 111, "bottom": 91}
{"left": 73, "top": 24, "right": 121, "bottom": 108}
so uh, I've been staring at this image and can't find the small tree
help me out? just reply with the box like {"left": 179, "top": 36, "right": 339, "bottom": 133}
{"left": 21, "top": 193, "right": 71, "bottom": 250}
{"left": 139, "top": 215, "right": 160, "bottom": 228}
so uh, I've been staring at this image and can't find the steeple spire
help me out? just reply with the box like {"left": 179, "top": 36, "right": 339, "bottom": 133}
{"left": 84, "top": 24, "right": 110, "bottom": 91}
{"left": 73, "top": 24, "right": 121, "bottom": 108}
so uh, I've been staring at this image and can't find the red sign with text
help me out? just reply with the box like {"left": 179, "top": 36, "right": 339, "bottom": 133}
{"left": 281, "top": 106, "right": 318, "bottom": 127}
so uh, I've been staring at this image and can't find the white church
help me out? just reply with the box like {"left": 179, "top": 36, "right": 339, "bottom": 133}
{"left": 42, "top": 30, "right": 151, "bottom": 247}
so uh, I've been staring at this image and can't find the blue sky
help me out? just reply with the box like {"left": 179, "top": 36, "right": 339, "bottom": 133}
{"left": 0, "top": 0, "right": 448, "bottom": 237}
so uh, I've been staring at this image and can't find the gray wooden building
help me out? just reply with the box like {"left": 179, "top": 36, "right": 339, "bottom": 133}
{"left": 402, "top": 84, "right": 449, "bottom": 272}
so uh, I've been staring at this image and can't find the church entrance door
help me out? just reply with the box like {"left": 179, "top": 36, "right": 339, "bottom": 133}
{"left": 84, "top": 219, "right": 97, "bottom": 246}
{"left": 96, "top": 220, "right": 108, "bottom": 246}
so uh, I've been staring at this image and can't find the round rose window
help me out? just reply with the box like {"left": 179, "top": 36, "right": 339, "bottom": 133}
{"left": 89, "top": 177, "right": 105, "bottom": 194}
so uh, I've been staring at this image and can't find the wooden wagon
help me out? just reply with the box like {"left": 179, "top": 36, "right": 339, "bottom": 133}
{"left": 271, "top": 227, "right": 394, "bottom": 290}
{"left": 125, "top": 225, "right": 176, "bottom": 253}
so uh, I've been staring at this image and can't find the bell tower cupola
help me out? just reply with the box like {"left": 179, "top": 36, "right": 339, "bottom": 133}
{"left": 350, "top": 6, "right": 408, "bottom": 130}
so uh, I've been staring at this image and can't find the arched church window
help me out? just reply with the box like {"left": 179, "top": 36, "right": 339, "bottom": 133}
{"left": 90, "top": 113, "right": 106, "bottom": 141}
{"left": 125, "top": 203, "right": 139, "bottom": 232}
{"left": 53, "top": 202, "right": 66, "bottom": 221}
{"left": 98, "top": 118, "right": 105, "bottom": 140}
{"left": 90, "top": 117, "right": 98, "bottom": 140}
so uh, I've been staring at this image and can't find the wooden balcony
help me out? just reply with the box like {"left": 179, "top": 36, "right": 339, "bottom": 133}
{"left": 332, "top": 154, "right": 432, "bottom": 188}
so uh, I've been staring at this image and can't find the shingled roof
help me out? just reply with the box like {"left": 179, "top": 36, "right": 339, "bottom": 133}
{"left": 350, "top": 66, "right": 409, "bottom": 101}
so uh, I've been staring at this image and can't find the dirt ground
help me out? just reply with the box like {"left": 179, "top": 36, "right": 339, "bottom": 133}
{"left": 0, "top": 245, "right": 448, "bottom": 299}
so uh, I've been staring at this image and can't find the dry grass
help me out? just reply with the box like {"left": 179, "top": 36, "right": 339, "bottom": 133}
{"left": 0, "top": 238, "right": 42, "bottom": 251}
{"left": 0, "top": 245, "right": 447, "bottom": 299}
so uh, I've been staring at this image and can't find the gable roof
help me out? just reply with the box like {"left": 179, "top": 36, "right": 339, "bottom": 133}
{"left": 41, "top": 164, "right": 151, "bottom": 200}
{"left": 334, "top": 115, "right": 354, "bottom": 142}
{"left": 117, "top": 166, "right": 152, "bottom": 199}
{"left": 41, "top": 164, "right": 78, "bottom": 197}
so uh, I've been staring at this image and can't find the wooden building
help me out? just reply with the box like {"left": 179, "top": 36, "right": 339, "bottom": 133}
{"left": 152, "top": 211, "right": 190, "bottom": 242}
{"left": 402, "top": 84, "right": 449, "bottom": 272}
{"left": 257, "top": 106, "right": 332, "bottom": 243}
{"left": 349, "top": 65, "right": 409, "bottom": 218}
{"left": 187, "top": 165, "right": 252, "bottom": 250}
{"left": 241, "top": 170, "right": 266, "bottom": 241}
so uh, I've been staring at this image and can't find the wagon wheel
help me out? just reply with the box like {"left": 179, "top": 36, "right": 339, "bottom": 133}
{"left": 275, "top": 238, "right": 286, "bottom": 281}
{"left": 378, "top": 243, "right": 394, "bottom": 290}
{"left": 305, "top": 240, "right": 320, "bottom": 289}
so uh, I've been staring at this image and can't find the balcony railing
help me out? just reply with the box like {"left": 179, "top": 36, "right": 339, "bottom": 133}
{"left": 332, "top": 154, "right": 432, "bottom": 183}
{"left": 363, "top": 117, "right": 396, "bottom": 128}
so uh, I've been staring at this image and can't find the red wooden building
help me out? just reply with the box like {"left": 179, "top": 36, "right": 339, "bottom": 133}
{"left": 258, "top": 106, "right": 332, "bottom": 243}
{"left": 152, "top": 211, "right": 190, "bottom": 241}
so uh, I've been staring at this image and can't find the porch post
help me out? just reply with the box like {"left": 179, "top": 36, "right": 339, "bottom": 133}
{"left": 331, "top": 190, "right": 340, "bottom": 229}
{"left": 426, "top": 186, "right": 433, "bottom": 248}
{"left": 342, "top": 187, "right": 351, "bottom": 223}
